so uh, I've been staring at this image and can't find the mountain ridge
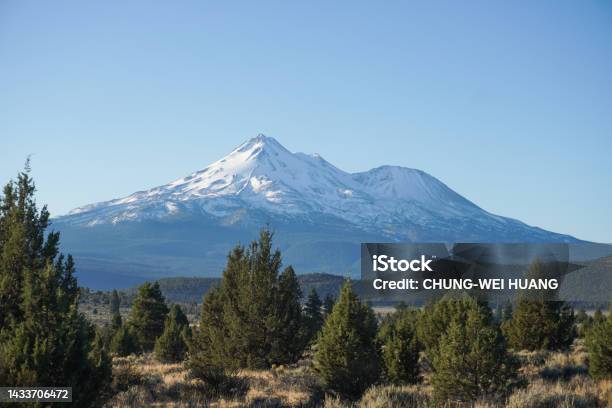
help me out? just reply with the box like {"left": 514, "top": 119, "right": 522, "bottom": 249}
{"left": 56, "top": 134, "right": 575, "bottom": 243}
{"left": 53, "top": 134, "right": 582, "bottom": 289}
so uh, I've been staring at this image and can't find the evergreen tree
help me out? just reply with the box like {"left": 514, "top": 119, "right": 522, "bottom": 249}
{"left": 417, "top": 296, "right": 475, "bottom": 358}
{"left": 394, "top": 301, "right": 408, "bottom": 312}
{"left": 109, "top": 290, "right": 123, "bottom": 335}
{"left": 593, "top": 308, "right": 604, "bottom": 324}
{"left": 502, "top": 299, "right": 575, "bottom": 351}
{"left": 431, "top": 298, "right": 517, "bottom": 403}
{"left": 585, "top": 309, "right": 611, "bottom": 380}
{"left": 323, "top": 294, "right": 335, "bottom": 315}
{"left": 378, "top": 309, "right": 420, "bottom": 384}
{"left": 188, "top": 229, "right": 305, "bottom": 372}
{"left": 313, "top": 281, "right": 380, "bottom": 400}
{"left": 110, "top": 324, "right": 138, "bottom": 357}
{"left": 111, "top": 313, "right": 123, "bottom": 333}
{"left": 501, "top": 261, "right": 575, "bottom": 351}
{"left": 167, "top": 302, "right": 189, "bottom": 328}
{"left": 87, "top": 329, "right": 113, "bottom": 397}
{"left": 129, "top": 282, "right": 168, "bottom": 352}
{"left": 575, "top": 309, "right": 593, "bottom": 338}
{"left": 188, "top": 286, "right": 229, "bottom": 386}
{"left": 155, "top": 304, "right": 190, "bottom": 362}
{"left": 303, "top": 288, "right": 324, "bottom": 343}
{"left": 501, "top": 301, "right": 513, "bottom": 322}
{"left": 575, "top": 308, "right": 588, "bottom": 324}
{"left": 110, "top": 289, "right": 121, "bottom": 317}
{"left": 0, "top": 165, "right": 111, "bottom": 406}
{"left": 270, "top": 266, "right": 305, "bottom": 363}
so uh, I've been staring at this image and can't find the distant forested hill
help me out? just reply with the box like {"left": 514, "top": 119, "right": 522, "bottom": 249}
{"left": 80, "top": 273, "right": 347, "bottom": 307}
{"left": 80, "top": 256, "right": 610, "bottom": 311}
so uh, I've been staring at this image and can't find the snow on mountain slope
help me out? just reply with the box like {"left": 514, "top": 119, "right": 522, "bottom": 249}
{"left": 56, "top": 134, "right": 576, "bottom": 242}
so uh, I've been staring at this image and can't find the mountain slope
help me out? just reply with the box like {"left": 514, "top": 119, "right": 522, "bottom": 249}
{"left": 54, "top": 134, "right": 579, "bottom": 289}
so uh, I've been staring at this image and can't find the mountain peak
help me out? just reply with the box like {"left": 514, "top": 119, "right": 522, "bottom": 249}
{"left": 234, "top": 134, "right": 287, "bottom": 154}
{"left": 56, "top": 134, "right": 577, "bottom": 245}
{"left": 255, "top": 133, "right": 271, "bottom": 141}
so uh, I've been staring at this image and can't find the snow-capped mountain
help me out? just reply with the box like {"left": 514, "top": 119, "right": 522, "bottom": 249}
{"left": 58, "top": 134, "right": 570, "bottom": 241}
{"left": 54, "top": 135, "right": 578, "bottom": 289}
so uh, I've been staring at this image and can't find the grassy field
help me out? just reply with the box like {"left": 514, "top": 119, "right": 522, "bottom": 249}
{"left": 103, "top": 339, "right": 611, "bottom": 408}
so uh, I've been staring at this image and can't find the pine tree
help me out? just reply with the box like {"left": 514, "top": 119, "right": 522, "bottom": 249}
{"left": 111, "top": 313, "right": 123, "bottom": 333}
{"left": 189, "top": 229, "right": 306, "bottom": 376}
{"left": 168, "top": 303, "right": 189, "bottom": 327}
{"left": 188, "top": 286, "right": 229, "bottom": 386}
{"left": 108, "top": 290, "right": 123, "bottom": 335}
{"left": 501, "top": 301, "right": 513, "bottom": 322}
{"left": 129, "top": 281, "right": 169, "bottom": 352}
{"left": 110, "top": 289, "right": 121, "bottom": 316}
{"left": 378, "top": 309, "right": 420, "bottom": 384}
{"left": 585, "top": 309, "right": 612, "bottom": 380}
{"left": 394, "top": 301, "right": 408, "bottom": 312}
{"left": 431, "top": 298, "right": 517, "bottom": 403}
{"left": 575, "top": 309, "right": 593, "bottom": 338}
{"left": 110, "top": 324, "right": 138, "bottom": 357}
{"left": 575, "top": 308, "right": 588, "bottom": 324}
{"left": 87, "top": 329, "right": 113, "bottom": 399}
{"left": 270, "top": 266, "right": 305, "bottom": 363}
{"left": 323, "top": 294, "right": 335, "bottom": 315}
{"left": 417, "top": 296, "right": 475, "bottom": 358}
{"left": 0, "top": 165, "right": 111, "bottom": 406}
{"left": 593, "top": 308, "right": 604, "bottom": 323}
{"left": 313, "top": 281, "right": 380, "bottom": 400}
{"left": 502, "top": 299, "right": 575, "bottom": 351}
{"left": 501, "top": 261, "right": 575, "bottom": 351}
{"left": 304, "top": 288, "right": 324, "bottom": 343}
{"left": 155, "top": 304, "right": 190, "bottom": 362}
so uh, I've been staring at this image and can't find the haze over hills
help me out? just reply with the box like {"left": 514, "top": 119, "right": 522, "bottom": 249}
{"left": 54, "top": 135, "right": 581, "bottom": 289}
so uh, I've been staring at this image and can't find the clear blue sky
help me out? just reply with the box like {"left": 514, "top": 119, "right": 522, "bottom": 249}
{"left": 1, "top": 1, "right": 611, "bottom": 242}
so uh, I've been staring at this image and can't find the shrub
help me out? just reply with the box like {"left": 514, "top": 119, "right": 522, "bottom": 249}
{"left": 111, "top": 362, "right": 144, "bottom": 392}
{"left": 187, "top": 364, "right": 230, "bottom": 392}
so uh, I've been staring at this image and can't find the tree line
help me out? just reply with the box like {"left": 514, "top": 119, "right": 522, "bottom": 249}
{"left": 182, "top": 229, "right": 611, "bottom": 403}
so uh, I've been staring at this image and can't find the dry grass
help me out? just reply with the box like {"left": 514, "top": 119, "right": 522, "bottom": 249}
{"left": 357, "top": 384, "right": 431, "bottom": 407}
{"left": 106, "top": 354, "right": 210, "bottom": 407}
{"left": 539, "top": 351, "right": 589, "bottom": 382}
{"left": 506, "top": 376, "right": 605, "bottom": 408}
{"left": 324, "top": 384, "right": 432, "bottom": 408}
{"left": 104, "top": 354, "right": 321, "bottom": 408}
{"left": 324, "top": 378, "right": 611, "bottom": 408}
{"left": 503, "top": 341, "right": 610, "bottom": 408}
{"left": 104, "top": 339, "right": 611, "bottom": 408}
